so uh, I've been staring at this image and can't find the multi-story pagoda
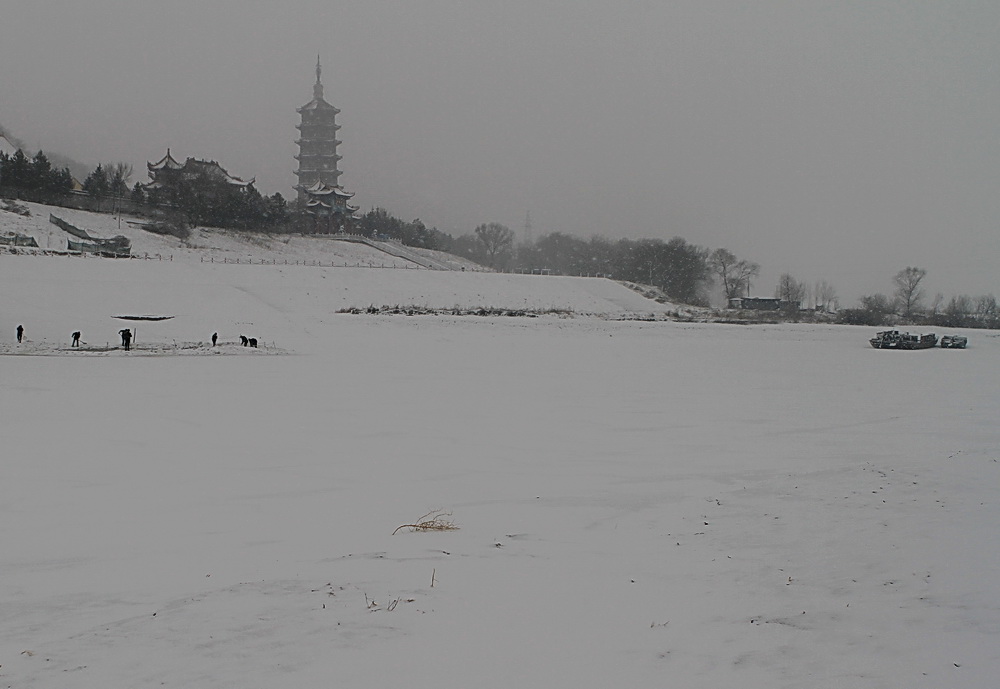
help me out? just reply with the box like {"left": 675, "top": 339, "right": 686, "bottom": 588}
{"left": 295, "top": 57, "right": 357, "bottom": 232}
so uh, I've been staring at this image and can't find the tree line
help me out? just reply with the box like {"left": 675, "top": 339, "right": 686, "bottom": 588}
{"left": 356, "top": 211, "right": 763, "bottom": 307}
{"left": 354, "top": 210, "right": 849, "bottom": 310}
{"left": 841, "top": 267, "right": 998, "bottom": 329}
{"left": 0, "top": 126, "right": 290, "bottom": 231}
{"left": 0, "top": 149, "right": 73, "bottom": 202}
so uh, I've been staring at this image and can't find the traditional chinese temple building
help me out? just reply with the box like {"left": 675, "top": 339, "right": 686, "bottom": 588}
{"left": 141, "top": 149, "right": 254, "bottom": 194}
{"left": 295, "top": 57, "right": 357, "bottom": 232}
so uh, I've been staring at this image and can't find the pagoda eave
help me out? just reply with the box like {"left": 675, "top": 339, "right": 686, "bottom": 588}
{"left": 296, "top": 123, "right": 342, "bottom": 131}
{"left": 297, "top": 102, "right": 341, "bottom": 115}
{"left": 294, "top": 138, "right": 342, "bottom": 145}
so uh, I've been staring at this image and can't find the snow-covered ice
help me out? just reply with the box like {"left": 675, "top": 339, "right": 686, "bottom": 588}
{"left": 1, "top": 244, "right": 998, "bottom": 687}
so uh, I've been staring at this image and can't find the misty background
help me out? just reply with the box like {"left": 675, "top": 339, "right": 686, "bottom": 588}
{"left": 2, "top": 1, "right": 997, "bottom": 303}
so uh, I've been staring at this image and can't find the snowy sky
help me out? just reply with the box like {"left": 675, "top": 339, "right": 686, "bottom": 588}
{"left": 2, "top": 1, "right": 998, "bottom": 302}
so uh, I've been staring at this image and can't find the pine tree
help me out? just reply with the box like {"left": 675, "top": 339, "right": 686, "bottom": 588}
{"left": 4, "top": 149, "right": 31, "bottom": 188}
{"left": 83, "top": 164, "right": 110, "bottom": 210}
{"left": 45, "top": 167, "right": 72, "bottom": 196}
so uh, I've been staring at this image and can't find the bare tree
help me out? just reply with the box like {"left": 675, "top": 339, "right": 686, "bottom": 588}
{"left": 930, "top": 292, "right": 944, "bottom": 315}
{"left": 709, "top": 248, "right": 760, "bottom": 302}
{"left": 975, "top": 294, "right": 997, "bottom": 321}
{"left": 106, "top": 162, "right": 133, "bottom": 198}
{"left": 474, "top": 222, "right": 514, "bottom": 267}
{"left": 775, "top": 273, "right": 806, "bottom": 305}
{"left": 815, "top": 280, "right": 837, "bottom": 312}
{"left": 945, "top": 294, "right": 973, "bottom": 326}
{"left": 860, "top": 293, "right": 894, "bottom": 316}
{"left": 893, "top": 267, "right": 927, "bottom": 318}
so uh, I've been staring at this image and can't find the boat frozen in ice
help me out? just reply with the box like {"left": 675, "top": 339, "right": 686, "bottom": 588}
{"left": 869, "top": 330, "right": 938, "bottom": 350}
{"left": 939, "top": 335, "right": 968, "bottom": 349}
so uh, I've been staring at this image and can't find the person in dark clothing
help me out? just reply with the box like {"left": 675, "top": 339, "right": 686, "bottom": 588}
{"left": 71, "top": 331, "right": 81, "bottom": 347}
{"left": 119, "top": 329, "right": 128, "bottom": 346}
{"left": 248, "top": 337, "right": 258, "bottom": 348}
{"left": 211, "top": 332, "right": 218, "bottom": 346}
{"left": 17, "top": 325, "right": 23, "bottom": 343}
{"left": 120, "top": 329, "right": 132, "bottom": 351}
{"left": 240, "top": 335, "right": 248, "bottom": 347}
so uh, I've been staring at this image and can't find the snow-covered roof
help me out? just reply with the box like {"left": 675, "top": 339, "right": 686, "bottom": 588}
{"left": 296, "top": 98, "right": 340, "bottom": 114}
{"left": 146, "top": 152, "right": 253, "bottom": 187}
{"left": 148, "top": 149, "right": 183, "bottom": 172}
{"left": 303, "top": 180, "right": 354, "bottom": 198}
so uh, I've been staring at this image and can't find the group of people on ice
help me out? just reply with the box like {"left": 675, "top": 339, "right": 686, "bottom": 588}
{"left": 14, "top": 325, "right": 133, "bottom": 349}
{"left": 12, "top": 325, "right": 260, "bottom": 351}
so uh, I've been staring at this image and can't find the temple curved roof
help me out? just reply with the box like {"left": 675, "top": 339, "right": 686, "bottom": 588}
{"left": 143, "top": 150, "right": 254, "bottom": 188}
{"left": 148, "top": 149, "right": 184, "bottom": 171}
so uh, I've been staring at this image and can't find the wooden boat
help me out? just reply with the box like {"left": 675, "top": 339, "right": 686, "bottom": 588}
{"left": 940, "top": 335, "right": 968, "bottom": 349}
{"left": 870, "top": 330, "right": 938, "bottom": 350}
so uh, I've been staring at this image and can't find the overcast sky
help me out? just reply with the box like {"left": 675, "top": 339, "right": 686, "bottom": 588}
{"left": 2, "top": 1, "right": 997, "bottom": 302}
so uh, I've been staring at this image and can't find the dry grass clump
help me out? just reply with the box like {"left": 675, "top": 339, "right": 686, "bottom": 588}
{"left": 392, "top": 509, "right": 458, "bottom": 535}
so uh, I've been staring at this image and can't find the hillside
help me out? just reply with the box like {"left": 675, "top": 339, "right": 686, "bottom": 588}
{"left": 0, "top": 254, "right": 680, "bottom": 355}
{"left": 1, "top": 200, "right": 482, "bottom": 271}
{"left": 1, "top": 201, "right": 686, "bottom": 356}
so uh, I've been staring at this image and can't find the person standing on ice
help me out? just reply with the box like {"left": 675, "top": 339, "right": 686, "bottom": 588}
{"left": 211, "top": 332, "right": 218, "bottom": 346}
{"left": 71, "top": 331, "right": 81, "bottom": 347}
{"left": 120, "top": 328, "right": 132, "bottom": 351}
{"left": 16, "top": 324, "right": 23, "bottom": 343}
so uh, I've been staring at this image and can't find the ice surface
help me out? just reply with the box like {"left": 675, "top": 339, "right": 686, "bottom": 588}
{"left": 1, "top": 236, "right": 998, "bottom": 687}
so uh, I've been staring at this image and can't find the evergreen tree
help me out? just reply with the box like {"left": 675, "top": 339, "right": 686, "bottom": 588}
{"left": 130, "top": 181, "right": 146, "bottom": 205}
{"left": 83, "top": 164, "right": 110, "bottom": 209}
{"left": 4, "top": 149, "right": 31, "bottom": 188}
{"left": 45, "top": 167, "right": 72, "bottom": 196}
{"left": 28, "top": 151, "right": 53, "bottom": 190}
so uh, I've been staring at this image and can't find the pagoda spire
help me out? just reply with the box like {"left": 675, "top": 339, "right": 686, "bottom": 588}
{"left": 314, "top": 55, "right": 324, "bottom": 100}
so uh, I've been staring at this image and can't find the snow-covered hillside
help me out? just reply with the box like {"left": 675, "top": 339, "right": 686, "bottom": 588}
{"left": 1, "top": 200, "right": 483, "bottom": 271}
{"left": 1, "top": 232, "right": 998, "bottom": 688}
{"left": 0, "top": 254, "right": 677, "bottom": 357}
